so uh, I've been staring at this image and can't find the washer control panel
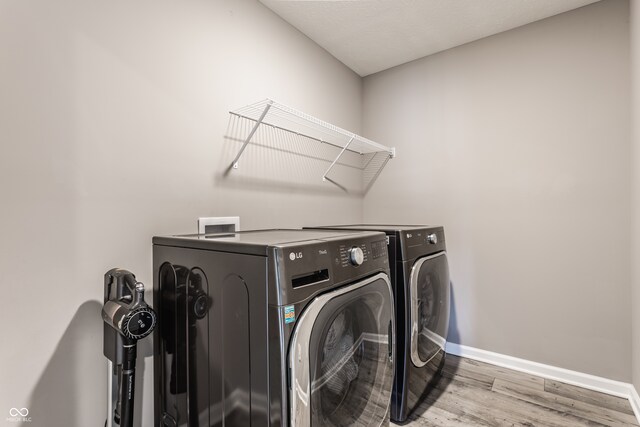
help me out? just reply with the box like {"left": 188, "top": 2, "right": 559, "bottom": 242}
{"left": 337, "top": 239, "right": 387, "bottom": 268}
{"left": 277, "top": 232, "right": 389, "bottom": 294}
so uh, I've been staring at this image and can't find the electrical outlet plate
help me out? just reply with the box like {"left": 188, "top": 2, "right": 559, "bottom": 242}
{"left": 197, "top": 216, "right": 240, "bottom": 234}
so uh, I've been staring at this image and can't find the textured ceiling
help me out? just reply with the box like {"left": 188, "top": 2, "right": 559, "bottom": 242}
{"left": 259, "top": 0, "right": 601, "bottom": 76}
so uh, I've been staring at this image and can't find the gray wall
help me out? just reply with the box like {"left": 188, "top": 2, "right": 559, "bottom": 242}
{"left": 0, "top": 0, "right": 363, "bottom": 426}
{"left": 632, "top": 0, "right": 640, "bottom": 394}
{"left": 362, "top": 0, "right": 632, "bottom": 381}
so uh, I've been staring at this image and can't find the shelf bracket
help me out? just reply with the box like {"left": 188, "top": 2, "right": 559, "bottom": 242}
{"left": 322, "top": 135, "right": 355, "bottom": 182}
{"left": 231, "top": 100, "right": 273, "bottom": 169}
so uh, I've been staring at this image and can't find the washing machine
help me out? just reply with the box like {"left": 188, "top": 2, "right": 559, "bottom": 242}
{"left": 153, "top": 229, "right": 396, "bottom": 427}
{"left": 305, "top": 225, "right": 450, "bottom": 423}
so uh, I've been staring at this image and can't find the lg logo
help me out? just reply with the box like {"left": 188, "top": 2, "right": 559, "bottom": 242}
{"left": 289, "top": 252, "right": 303, "bottom": 261}
{"left": 7, "top": 407, "right": 31, "bottom": 423}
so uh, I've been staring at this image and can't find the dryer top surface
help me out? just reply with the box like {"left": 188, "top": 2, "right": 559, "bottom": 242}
{"left": 308, "top": 224, "right": 442, "bottom": 235}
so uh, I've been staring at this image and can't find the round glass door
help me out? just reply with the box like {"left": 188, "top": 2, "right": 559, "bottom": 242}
{"left": 410, "top": 252, "right": 450, "bottom": 368}
{"left": 289, "top": 273, "right": 394, "bottom": 427}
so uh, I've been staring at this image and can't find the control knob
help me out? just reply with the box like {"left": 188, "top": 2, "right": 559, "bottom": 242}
{"left": 348, "top": 247, "right": 365, "bottom": 266}
{"left": 427, "top": 233, "right": 438, "bottom": 244}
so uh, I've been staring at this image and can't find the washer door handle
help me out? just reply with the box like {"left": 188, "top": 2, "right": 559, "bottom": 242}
{"left": 388, "top": 320, "right": 393, "bottom": 363}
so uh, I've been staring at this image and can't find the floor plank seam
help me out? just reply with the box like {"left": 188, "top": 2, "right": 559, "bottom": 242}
{"left": 490, "top": 381, "right": 615, "bottom": 427}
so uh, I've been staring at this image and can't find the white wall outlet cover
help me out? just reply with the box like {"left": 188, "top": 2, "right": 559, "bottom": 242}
{"left": 197, "top": 216, "right": 240, "bottom": 234}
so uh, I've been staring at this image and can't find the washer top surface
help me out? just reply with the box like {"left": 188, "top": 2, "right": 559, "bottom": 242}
{"left": 153, "top": 228, "right": 384, "bottom": 256}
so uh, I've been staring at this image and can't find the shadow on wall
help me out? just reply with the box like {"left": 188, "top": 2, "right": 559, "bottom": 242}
{"left": 27, "top": 301, "right": 105, "bottom": 426}
{"left": 447, "top": 282, "right": 461, "bottom": 344}
{"left": 27, "top": 300, "right": 151, "bottom": 427}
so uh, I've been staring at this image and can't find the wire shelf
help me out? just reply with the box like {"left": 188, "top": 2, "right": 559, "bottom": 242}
{"left": 226, "top": 99, "right": 395, "bottom": 193}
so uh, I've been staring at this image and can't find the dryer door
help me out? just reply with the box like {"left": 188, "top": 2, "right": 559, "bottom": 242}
{"left": 289, "top": 272, "right": 394, "bottom": 427}
{"left": 410, "top": 252, "right": 450, "bottom": 368}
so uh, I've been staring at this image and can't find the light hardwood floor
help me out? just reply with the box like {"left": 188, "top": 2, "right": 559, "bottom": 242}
{"left": 404, "top": 355, "right": 639, "bottom": 427}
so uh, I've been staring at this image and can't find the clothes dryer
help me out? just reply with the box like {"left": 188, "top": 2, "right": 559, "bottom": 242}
{"left": 153, "top": 229, "right": 396, "bottom": 427}
{"left": 306, "top": 225, "right": 450, "bottom": 423}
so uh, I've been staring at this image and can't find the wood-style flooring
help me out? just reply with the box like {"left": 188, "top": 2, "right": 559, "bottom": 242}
{"left": 405, "top": 355, "right": 639, "bottom": 427}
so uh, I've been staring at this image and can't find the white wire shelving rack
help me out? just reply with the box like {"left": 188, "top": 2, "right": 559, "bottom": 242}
{"left": 227, "top": 99, "right": 395, "bottom": 192}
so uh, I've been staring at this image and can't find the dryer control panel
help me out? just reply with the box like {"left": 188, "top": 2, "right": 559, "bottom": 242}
{"left": 400, "top": 226, "right": 446, "bottom": 260}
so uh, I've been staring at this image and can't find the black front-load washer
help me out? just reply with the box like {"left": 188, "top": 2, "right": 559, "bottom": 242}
{"left": 153, "top": 229, "right": 395, "bottom": 426}
{"left": 306, "top": 225, "right": 450, "bottom": 423}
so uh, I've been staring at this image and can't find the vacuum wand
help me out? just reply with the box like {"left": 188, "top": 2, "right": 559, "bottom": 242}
{"left": 116, "top": 344, "right": 137, "bottom": 427}
{"left": 102, "top": 270, "right": 156, "bottom": 427}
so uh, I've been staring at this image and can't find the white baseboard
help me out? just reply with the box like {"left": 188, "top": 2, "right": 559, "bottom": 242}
{"left": 445, "top": 342, "right": 640, "bottom": 424}
{"left": 630, "top": 385, "right": 640, "bottom": 424}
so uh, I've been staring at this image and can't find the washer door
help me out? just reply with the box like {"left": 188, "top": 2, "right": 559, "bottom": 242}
{"left": 289, "top": 272, "right": 394, "bottom": 427}
{"left": 410, "top": 252, "right": 450, "bottom": 368}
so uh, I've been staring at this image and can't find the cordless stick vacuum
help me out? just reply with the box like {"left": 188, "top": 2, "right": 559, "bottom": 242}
{"left": 102, "top": 269, "right": 157, "bottom": 427}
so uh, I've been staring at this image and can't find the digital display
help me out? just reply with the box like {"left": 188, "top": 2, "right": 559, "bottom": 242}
{"left": 371, "top": 240, "right": 387, "bottom": 259}
{"left": 127, "top": 311, "right": 155, "bottom": 338}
